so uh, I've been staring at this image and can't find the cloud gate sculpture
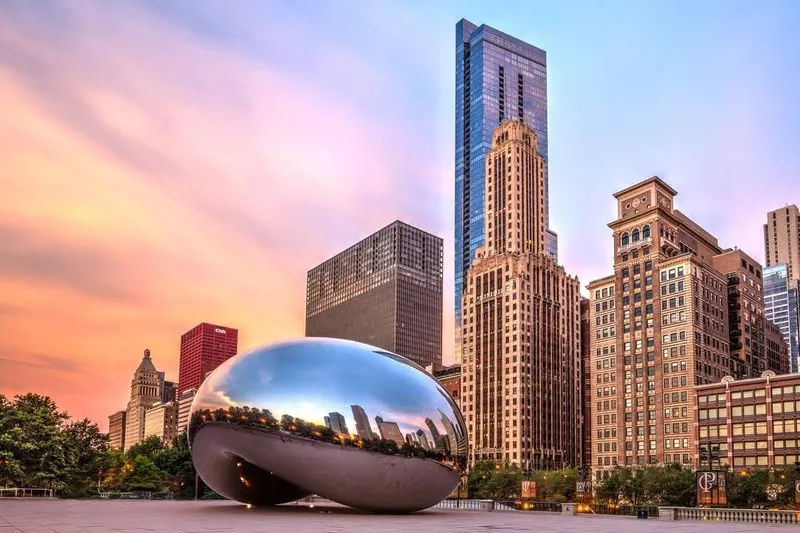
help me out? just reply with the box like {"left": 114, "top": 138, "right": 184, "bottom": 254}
{"left": 187, "top": 338, "right": 467, "bottom": 513}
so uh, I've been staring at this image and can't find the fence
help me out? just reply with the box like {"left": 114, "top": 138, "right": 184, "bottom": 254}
{"left": 586, "top": 503, "right": 660, "bottom": 517}
{"left": 497, "top": 500, "right": 562, "bottom": 512}
{"left": 0, "top": 488, "right": 55, "bottom": 498}
{"left": 436, "top": 499, "right": 509, "bottom": 511}
{"left": 98, "top": 491, "right": 173, "bottom": 500}
{"left": 661, "top": 507, "right": 800, "bottom": 524}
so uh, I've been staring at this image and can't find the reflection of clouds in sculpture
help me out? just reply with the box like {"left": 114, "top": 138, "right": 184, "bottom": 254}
{"left": 188, "top": 337, "right": 468, "bottom": 513}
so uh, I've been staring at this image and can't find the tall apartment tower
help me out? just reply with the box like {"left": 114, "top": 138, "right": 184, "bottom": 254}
{"left": 455, "top": 19, "right": 556, "bottom": 343}
{"left": 587, "top": 276, "right": 618, "bottom": 471}
{"left": 764, "top": 205, "right": 800, "bottom": 280}
{"left": 588, "top": 177, "right": 735, "bottom": 478}
{"left": 763, "top": 265, "right": 800, "bottom": 372}
{"left": 178, "top": 323, "right": 238, "bottom": 396}
{"left": 711, "top": 249, "right": 766, "bottom": 378}
{"left": 461, "top": 119, "right": 581, "bottom": 470}
{"left": 305, "top": 220, "right": 443, "bottom": 368}
{"left": 143, "top": 402, "right": 179, "bottom": 444}
{"left": 107, "top": 410, "right": 126, "bottom": 450}
{"left": 579, "top": 298, "right": 592, "bottom": 469}
{"left": 123, "top": 349, "right": 163, "bottom": 451}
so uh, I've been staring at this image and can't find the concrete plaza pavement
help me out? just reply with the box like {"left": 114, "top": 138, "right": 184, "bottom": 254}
{"left": 0, "top": 500, "right": 797, "bottom": 533}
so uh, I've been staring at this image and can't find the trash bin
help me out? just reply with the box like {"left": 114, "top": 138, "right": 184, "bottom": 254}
{"left": 637, "top": 508, "right": 648, "bottom": 519}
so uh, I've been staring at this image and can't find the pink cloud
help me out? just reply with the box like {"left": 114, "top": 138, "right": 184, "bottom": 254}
{"left": 0, "top": 2, "right": 452, "bottom": 427}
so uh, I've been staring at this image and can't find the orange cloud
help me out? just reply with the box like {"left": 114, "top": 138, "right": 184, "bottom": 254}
{"left": 0, "top": 3, "right": 453, "bottom": 429}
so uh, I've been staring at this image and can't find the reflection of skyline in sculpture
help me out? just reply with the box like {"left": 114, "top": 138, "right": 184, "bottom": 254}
{"left": 439, "top": 409, "right": 458, "bottom": 455}
{"left": 351, "top": 405, "right": 376, "bottom": 440}
{"left": 425, "top": 417, "right": 448, "bottom": 453}
{"left": 375, "top": 415, "right": 404, "bottom": 446}
{"left": 415, "top": 429, "right": 430, "bottom": 450}
{"left": 326, "top": 412, "right": 348, "bottom": 435}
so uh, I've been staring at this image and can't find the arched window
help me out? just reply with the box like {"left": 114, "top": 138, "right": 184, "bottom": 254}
{"left": 621, "top": 232, "right": 630, "bottom": 245}
{"left": 632, "top": 229, "right": 640, "bottom": 242}
{"left": 642, "top": 225, "right": 651, "bottom": 239}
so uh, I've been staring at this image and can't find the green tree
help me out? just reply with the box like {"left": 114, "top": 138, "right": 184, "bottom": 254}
{"left": 467, "top": 461, "right": 523, "bottom": 500}
{"left": 0, "top": 394, "right": 70, "bottom": 491}
{"left": 126, "top": 435, "right": 165, "bottom": 459}
{"left": 121, "top": 455, "right": 166, "bottom": 491}
{"left": 728, "top": 470, "right": 771, "bottom": 509}
{"left": 532, "top": 468, "right": 578, "bottom": 502}
{"left": 0, "top": 451, "right": 24, "bottom": 487}
{"left": 61, "top": 419, "right": 109, "bottom": 497}
{"left": 644, "top": 464, "right": 694, "bottom": 506}
{"left": 595, "top": 467, "right": 644, "bottom": 505}
{"left": 154, "top": 435, "right": 196, "bottom": 498}
{"left": 100, "top": 448, "right": 126, "bottom": 491}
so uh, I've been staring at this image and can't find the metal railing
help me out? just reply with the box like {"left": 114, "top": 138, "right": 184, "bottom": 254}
{"left": 586, "top": 503, "right": 660, "bottom": 517}
{"left": 0, "top": 488, "right": 55, "bottom": 498}
{"left": 664, "top": 507, "right": 800, "bottom": 524}
{"left": 98, "top": 491, "right": 172, "bottom": 500}
{"left": 434, "top": 499, "right": 515, "bottom": 511}
{"left": 501, "top": 500, "right": 562, "bottom": 512}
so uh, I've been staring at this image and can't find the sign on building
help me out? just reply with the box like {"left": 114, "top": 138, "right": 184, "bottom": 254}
{"left": 521, "top": 480, "right": 537, "bottom": 499}
{"left": 696, "top": 470, "right": 727, "bottom": 506}
{"left": 576, "top": 480, "right": 592, "bottom": 499}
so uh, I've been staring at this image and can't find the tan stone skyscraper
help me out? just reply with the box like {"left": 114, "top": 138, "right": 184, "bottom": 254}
{"left": 764, "top": 204, "right": 800, "bottom": 280}
{"left": 460, "top": 119, "right": 582, "bottom": 470}
{"left": 588, "top": 177, "right": 736, "bottom": 479}
{"left": 123, "top": 349, "right": 163, "bottom": 451}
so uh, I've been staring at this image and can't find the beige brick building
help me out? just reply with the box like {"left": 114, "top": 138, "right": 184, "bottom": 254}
{"left": 461, "top": 119, "right": 581, "bottom": 471}
{"left": 764, "top": 204, "right": 800, "bottom": 281}
{"left": 587, "top": 276, "right": 618, "bottom": 470}
{"left": 143, "top": 401, "right": 179, "bottom": 444}
{"left": 123, "top": 349, "right": 163, "bottom": 451}
{"left": 588, "top": 177, "right": 740, "bottom": 479}
{"left": 107, "top": 410, "right": 126, "bottom": 450}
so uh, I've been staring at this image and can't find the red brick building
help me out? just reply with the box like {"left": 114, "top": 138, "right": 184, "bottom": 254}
{"left": 695, "top": 372, "right": 800, "bottom": 472}
{"left": 178, "top": 323, "right": 238, "bottom": 396}
{"left": 428, "top": 363, "right": 461, "bottom": 408}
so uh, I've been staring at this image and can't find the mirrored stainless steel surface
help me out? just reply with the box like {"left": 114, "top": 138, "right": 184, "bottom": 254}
{"left": 188, "top": 337, "right": 467, "bottom": 513}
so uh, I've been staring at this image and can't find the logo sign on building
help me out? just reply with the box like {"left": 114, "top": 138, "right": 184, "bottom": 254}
{"left": 795, "top": 481, "right": 800, "bottom": 505}
{"left": 214, "top": 328, "right": 226, "bottom": 334}
{"left": 576, "top": 480, "right": 591, "bottom": 497}
{"left": 521, "top": 480, "right": 537, "bottom": 500}
{"left": 696, "top": 471, "right": 727, "bottom": 506}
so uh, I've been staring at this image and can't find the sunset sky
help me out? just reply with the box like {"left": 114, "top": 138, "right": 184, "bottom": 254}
{"left": 1, "top": 0, "right": 799, "bottom": 429}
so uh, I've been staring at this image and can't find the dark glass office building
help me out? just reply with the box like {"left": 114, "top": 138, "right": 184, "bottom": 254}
{"left": 763, "top": 265, "right": 800, "bottom": 372}
{"left": 455, "top": 19, "right": 555, "bottom": 329}
{"left": 305, "top": 221, "right": 443, "bottom": 368}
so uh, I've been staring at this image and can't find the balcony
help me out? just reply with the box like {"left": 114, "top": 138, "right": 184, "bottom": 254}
{"left": 617, "top": 237, "right": 653, "bottom": 254}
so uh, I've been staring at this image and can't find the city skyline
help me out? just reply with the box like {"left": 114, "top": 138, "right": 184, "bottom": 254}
{"left": 1, "top": 0, "right": 799, "bottom": 428}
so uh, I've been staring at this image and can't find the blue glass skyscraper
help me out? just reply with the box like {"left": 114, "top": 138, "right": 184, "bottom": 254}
{"left": 455, "top": 19, "right": 556, "bottom": 330}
